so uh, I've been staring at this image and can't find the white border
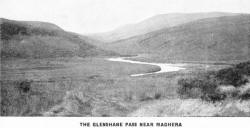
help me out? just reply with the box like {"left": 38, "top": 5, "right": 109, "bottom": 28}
{"left": 1, "top": 117, "right": 250, "bottom": 128}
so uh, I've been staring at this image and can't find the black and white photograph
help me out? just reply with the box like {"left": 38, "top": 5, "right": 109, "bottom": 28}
{"left": 1, "top": 0, "right": 250, "bottom": 122}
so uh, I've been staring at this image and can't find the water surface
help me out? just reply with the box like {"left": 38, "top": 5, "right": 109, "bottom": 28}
{"left": 107, "top": 57, "right": 185, "bottom": 76}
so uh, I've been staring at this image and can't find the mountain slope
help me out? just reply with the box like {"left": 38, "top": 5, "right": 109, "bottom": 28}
{"left": 0, "top": 18, "right": 114, "bottom": 58}
{"left": 103, "top": 15, "right": 250, "bottom": 62}
{"left": 91, "top": 12, "right": 238, "bottom": 42}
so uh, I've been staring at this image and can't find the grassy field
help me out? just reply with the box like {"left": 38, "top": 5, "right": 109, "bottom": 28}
{"left": 2, "top": 56, "right": 249, "bottom": 116}
{"left": 129, "top": 61, "right": 250, "bottom": 117}
{"left": 1, "top": 57, "right": 178, "bottom": 116}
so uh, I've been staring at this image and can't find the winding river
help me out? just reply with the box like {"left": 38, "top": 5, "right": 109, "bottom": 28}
{"left": 107, "top": 57, "right": 186, "bottom": 76}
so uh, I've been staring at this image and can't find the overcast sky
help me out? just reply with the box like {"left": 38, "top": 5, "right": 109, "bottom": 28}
{"left": 1, "top": 0, "right": 250, "bottom": 34}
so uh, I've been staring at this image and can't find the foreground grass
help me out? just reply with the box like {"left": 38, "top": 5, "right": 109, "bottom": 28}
{"left": 1, "top": 57, "right": 176, "bottom": 116}
{"left": 130, "top": 62, "right": 250, "bottom": 117}
{"left": 2, "top": 56, "right": 245, "bottom": 116}
{"left": 130, "top": 98, "right": 250, "bottom": 117}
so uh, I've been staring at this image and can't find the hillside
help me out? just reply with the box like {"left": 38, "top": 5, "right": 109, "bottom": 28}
{"left": 90, "top": 12, "right": 238, "bottom": 42}
{"left": 0, "top": 18, "right": 114, "bottom": 59}
{"left": 102, "top": 15, "right": 250, "bottom": 62}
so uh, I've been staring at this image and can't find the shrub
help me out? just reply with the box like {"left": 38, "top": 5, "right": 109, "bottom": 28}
{"left": 177, "top": 61, "right": 250, "bottom": 102}
{"left": 177, "top": 76, "right": 225, "bottom": 102}
{"left": 154, "top": 93, "right": 162, "bottom": 99}
{"left": 139, "top": 92, "right": 162, "bottom": 101}
{"left": 238, "top": 84, "right": 250, "bottom": 100}
{"left": 177, "top": 78, "right": 203, "bottom": 98}
{"left": 239, "top": 92, "right": 250, "bottom": 100}
{"left": 17, "top": 79, "right": 32, "bottom": 93}
{"left": 216, "top": 68, "right": 248, "bottom": 87}
{"left": 234, "top": 61, "right": 250, "bottom": 76}
{"left": 216, "top": 85, "right": 239, "bottom": 98}
{"left": 1, "top": 22, "right": 28, "bottom": 40}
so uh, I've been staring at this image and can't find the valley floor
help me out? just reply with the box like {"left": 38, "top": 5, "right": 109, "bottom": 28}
{"left": 1, "top": 56, "right": 248, "bottom": 116}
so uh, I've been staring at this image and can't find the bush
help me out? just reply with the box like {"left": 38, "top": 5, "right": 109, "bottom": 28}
{"left": 216, "top": 85, "right": 238, "bottom": 98}
{"left": 139, "top": 92, "right": 162, "bottom": 101}
{"left": 177, "top": 61, "right": 250, "bottom": 102}
{"left": 234, "top": 61, "right": 250, "bottom": 76}
{"left": 177, "top": 76, "right": 225, "bottom": 102}
{"left": 238, "top": 84, "right": 250, "bottom": 100}
{"left": 216, "top": 68, "right": 248, "bottom": 87}
{"left": 177, "top": 78, "right": 203, "bottom": 98}
{"left": 1, "top": 22, "right": 28, "bottom": 40}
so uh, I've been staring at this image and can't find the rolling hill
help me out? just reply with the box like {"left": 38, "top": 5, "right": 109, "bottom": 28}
{"left": 102, "top": 15, "right": 250, "bottom": 62}
{"left": 90, "top": 12, "right": 238, "bottom": 42}
{"left": 0, "top": 18, "right": 115, "bottom": 59}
